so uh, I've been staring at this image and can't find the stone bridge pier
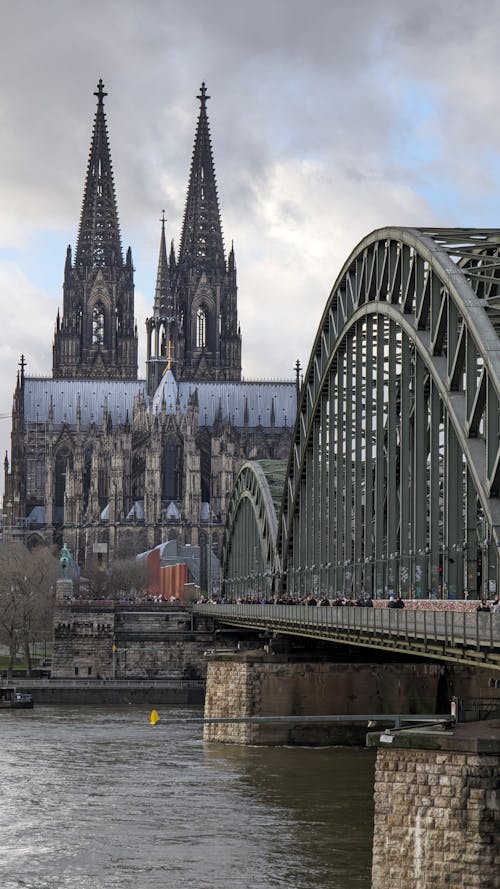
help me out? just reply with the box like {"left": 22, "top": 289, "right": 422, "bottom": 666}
{"left": 203, "top": 650, "right": 460, "bottom": 746}
{"left": 368, "top": 722, "right": 500, "bottom": 889}
{"left": 204, "top": 651, "right": 500, "bottom": 887}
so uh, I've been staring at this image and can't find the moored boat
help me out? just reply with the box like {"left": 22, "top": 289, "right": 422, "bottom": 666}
{"left": 0, "top": 688, "right": 34, "bottom": 709}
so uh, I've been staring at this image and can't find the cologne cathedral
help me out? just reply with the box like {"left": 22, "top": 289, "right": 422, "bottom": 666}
{"left": 3, "top": 81, "right": 297, "bottom": 567}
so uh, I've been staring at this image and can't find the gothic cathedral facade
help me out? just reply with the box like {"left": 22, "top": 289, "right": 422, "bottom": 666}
{"left": 3, "top": 81, "right": 296, "bottom": 567}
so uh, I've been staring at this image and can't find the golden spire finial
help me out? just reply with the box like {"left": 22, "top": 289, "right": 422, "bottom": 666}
{"left": 163, "top": 340, "right": 173, "bottom": 373}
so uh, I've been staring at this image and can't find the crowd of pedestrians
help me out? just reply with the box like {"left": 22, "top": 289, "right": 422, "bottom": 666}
{"left": 198, "top": 593, "right": 380, "bottom": 607}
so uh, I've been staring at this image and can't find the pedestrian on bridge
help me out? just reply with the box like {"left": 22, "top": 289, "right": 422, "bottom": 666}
{"left": 476, "top": 600, "right": 491, "bottom": 612}
{"left": 388, "top": 596, "right": 405, "bottom": 609}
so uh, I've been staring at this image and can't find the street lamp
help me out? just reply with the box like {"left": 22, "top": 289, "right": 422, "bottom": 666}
{"left": 364, "top": 555, "right": 373, "bottom": 598}
{"left": 326, "top": 562, "right": 333, "bottom": 597}
{"left": 481, "top": 537, "right": 490, "bottom": 601}
{"left": 387, "top": 553, "right": 397, "bottom": 598}
{"left": 372, "top": 554, "right": 386, "bottom": 599}
{"left": 111, "top": 643, "right": 127, "bottom": 680}
{"left": 451, "top": 541, "right": 467, "bottom": 600}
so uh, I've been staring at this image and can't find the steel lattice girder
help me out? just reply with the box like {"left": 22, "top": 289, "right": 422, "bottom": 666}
{"left": 276, "top": 227, "right": 500, "bottom": 599}
{"left": 221, "top": 461, "right": 282, "bottom": 597}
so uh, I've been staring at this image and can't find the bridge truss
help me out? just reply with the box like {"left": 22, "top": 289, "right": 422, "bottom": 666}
{"left": 224, "top": 228, "right": 500, "bottom": 600}
{"left": 221, "top": 460, "right": 283, "bottom": 598}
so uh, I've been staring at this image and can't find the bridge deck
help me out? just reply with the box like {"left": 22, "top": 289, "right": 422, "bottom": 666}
{"left": 194, "top": 604, "right": 500, "bottom": 670}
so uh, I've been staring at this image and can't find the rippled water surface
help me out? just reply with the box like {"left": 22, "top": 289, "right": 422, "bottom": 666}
{"left": 0, "top": 706, "right": 375, "bottom": 888}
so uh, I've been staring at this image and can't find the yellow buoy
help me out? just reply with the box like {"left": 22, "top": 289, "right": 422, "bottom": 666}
{"left": 149, "top": 709, "right": 160, "bottom": 726}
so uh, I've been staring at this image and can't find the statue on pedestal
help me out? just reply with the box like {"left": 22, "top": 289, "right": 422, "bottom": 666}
{"left": 59, "top": 542, "right": 72, "bottom": 578}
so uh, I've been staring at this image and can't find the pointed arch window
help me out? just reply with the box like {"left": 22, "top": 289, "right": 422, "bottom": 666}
{"left": 54, "top": 445, "right": 73, "bottom": 525}
{"left": 196, "top": 306, "right": 207, "bottom": 349}
{"left": 162, "top": 434, "right": 183, "bottom": 501}
{"left": 92, "top": 302, "right": 105, "bottom": 346}
{"left": 115, "top": 302, "right": 123, "bottom": 334}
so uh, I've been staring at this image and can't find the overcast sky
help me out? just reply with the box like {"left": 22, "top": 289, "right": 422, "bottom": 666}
{"left": 1, "top": 0, "right": 500, "bottom": 490}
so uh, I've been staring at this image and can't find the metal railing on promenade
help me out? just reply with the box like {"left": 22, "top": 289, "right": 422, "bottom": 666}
{"left": 193, "top": 604, "right": 500, "bottom": 669}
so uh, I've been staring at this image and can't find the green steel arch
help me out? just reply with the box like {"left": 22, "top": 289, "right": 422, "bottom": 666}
{"left": 277, "top": 227, "right": 500, "bottom": 600}
{"left": 221, "top": 460, "right": 286, "bottom": 598}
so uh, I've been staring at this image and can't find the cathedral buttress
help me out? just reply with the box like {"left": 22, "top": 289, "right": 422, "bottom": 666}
{"left": 52, "top": 80, "right": 138, "bottom": 380}
{"left": 3, "top": 356, "right": 27, "bottom": 525}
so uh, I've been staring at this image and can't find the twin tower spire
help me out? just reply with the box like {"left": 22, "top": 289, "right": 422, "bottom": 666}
{"left": 53, "top": 80, "right": 241, "bottom": 389}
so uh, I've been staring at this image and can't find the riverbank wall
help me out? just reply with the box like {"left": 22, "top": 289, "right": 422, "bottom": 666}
{"left": 52, "top": 603, "right": 216, "bottom": 680}
{"left": 8, "top": 679, "right": 205, "bottom": 706}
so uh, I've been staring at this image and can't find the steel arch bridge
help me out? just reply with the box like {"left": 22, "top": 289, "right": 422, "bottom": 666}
{"left": 221, "top": 460, "right": 285, "bottom": 598}
{"left": 223, "top": 227, "right": 500, "bottom": 601}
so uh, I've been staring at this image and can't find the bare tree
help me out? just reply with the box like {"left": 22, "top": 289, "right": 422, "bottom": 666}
{"left": 0, "top": 542, "right": 58, "bottom": 676}
{"left": 83, "top": 557, "right": 147, "bottom": 599}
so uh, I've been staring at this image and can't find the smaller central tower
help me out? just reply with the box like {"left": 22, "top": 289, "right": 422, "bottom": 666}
{"left": 53, "top": 80, "right": 138, "bottom": 380}
{"left": 146, "top": 211, "right": 176, "bottom": 395}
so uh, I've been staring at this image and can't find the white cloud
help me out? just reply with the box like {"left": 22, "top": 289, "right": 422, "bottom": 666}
{"left": 234, "top": 156, "right": 431, "bottom": 378}
{"left": 0, "top": 262, "right": 56, "bottom": 473}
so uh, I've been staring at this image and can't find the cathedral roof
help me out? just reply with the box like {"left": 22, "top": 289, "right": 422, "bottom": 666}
{"left": 155, "top": 369, "right": 178, "bottom": 410}
{"left": 23, "top": 374, "right": 296, "bottom": 431}
{"left": 23, "top": 378, "right": 146, "bottom": 427}
{"left": 152, "top": 372, "right": 296, "bottom": 428}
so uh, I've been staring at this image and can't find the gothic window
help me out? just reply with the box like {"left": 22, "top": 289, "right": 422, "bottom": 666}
{"left": 76, "top": 304, "right": 83, "bottom": 335}
{"left": 26, "top": 457, "right": 45, "bottom": 501}
{"left": 83, "top": 447, "right": 92, "bottom": 514}
{"left": 196, "top": 306, "right": 207, "bottom": 349}
{"left": 54, "top": 446, "right": 73, "bottom": 526}
{"left": 132, "top": 452, "right": 146, "bottom": 503}
{"left": 98, "top": 469, "right": 107, "bottom": 510}
{"left": 115, "top": 303, "right": 123, "bottom": 334}
{"left": 92, "top": 302, "right": 105, "bottom": 346}
{"left": 162, "top": 435, "right": 182, "bottom": 501}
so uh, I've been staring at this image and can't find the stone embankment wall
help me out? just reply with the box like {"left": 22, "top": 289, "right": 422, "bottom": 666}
{"left": 25, "top": 683, "right": 204, "bottom": 706}
{"left": 52, "top": 605, "right": 215, "bottom": 679}
{"left": 203, "top": 656, "right": 446, "bottom": 745}
{"left": 369, "top": 726, "right": 500, "bottom": 889}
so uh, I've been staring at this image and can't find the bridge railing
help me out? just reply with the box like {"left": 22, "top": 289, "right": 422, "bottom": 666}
{"left": 194, "top": 604, "right": 500, "bottom": 662}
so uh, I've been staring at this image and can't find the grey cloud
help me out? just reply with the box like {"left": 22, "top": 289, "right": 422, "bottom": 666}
{"left": 1, "top": 0, "right": 500, "bottom": 483}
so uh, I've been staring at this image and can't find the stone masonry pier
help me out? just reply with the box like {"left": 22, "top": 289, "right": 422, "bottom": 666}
{"left": 368, "top": 720, "right": 500, "bottom": 889}
{"left": 203, "top": 652, "right": 457, "bottom": 745}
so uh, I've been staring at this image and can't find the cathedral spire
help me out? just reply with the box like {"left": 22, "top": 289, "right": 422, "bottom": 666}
{"left": 154, "top": 210, "right": 173, "bottom": 318}
{"left": 178, "top": 82, "right": 225, "bottom": 276}
{"left": 75, "top": 79, "right": 123, "bottom": 271}
{"left": 53, "top": 80, "right": 137, "bottom": 381}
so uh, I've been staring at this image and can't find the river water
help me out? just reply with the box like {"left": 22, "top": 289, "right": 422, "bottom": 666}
{"left": 1, "top": 706, "right": 375, "bottom": 889}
